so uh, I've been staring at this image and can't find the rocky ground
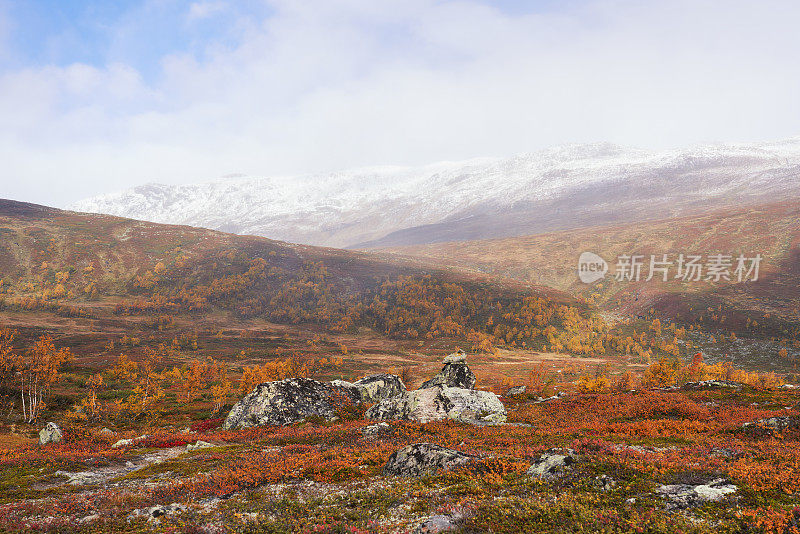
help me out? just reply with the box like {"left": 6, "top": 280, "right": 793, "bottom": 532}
{"left": 2, "top": 355, "right": 800, "bottom": 533}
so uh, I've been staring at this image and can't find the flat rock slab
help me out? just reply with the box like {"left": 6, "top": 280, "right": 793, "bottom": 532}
{"left": 54, "top": 446, "right": 187, "bottom": 486}
{"left": 657, "top": 478, "right": 737, "bottom": 509}
{"left": 413, "top": 514, "right": 458, "bottom": 533}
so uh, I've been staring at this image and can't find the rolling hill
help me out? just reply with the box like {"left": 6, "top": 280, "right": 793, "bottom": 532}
{"left": 374, "top": 200, "right": 800, "bottom": 308}
{"left": 372, "top": 200, "right": 800, "bottom": 368}
{"left": 0, "top": 198, "right": 590, "bottom": 358}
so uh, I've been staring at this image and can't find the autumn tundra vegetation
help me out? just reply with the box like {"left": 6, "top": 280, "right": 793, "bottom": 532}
{"left": 0, "top": 200, "right": 800, "bottom": 532}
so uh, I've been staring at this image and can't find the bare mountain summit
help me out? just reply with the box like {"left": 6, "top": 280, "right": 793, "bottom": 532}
{"left": 71, "top": 138, "right": 800, "bottom": 248}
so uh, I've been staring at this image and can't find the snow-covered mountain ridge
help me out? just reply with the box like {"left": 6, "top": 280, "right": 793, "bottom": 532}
{"left": 70, "top": 138, "right": 800, "bottom": 248}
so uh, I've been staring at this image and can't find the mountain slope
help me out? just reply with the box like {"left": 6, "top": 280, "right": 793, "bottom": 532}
{"left": 0, "top": 198, "right": 584, "bottom": 348}
{"left": 71, "top": 138, "right": 800, "bottom": 248}
{"left": 373, "top": 199, "right": 800, "bottom": 330}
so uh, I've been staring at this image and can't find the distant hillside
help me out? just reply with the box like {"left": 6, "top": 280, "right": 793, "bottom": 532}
{"left": 374, "top": 200, "right": 800, "bottom": 338}
{"left": 0, "top": 199, "right": 595, "bottom": 351}
{"left": 0, "top": 198, "right": 420, "bottom": 297}
{"left": 71, "top": 138, "right": 800, "bottom": 248}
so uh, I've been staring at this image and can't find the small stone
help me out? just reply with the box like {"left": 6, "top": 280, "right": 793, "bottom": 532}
{"left": 383, "top": 443, "right": 473, "bottom": 476}
{"left": 55, "top": 470, "right": 101, "bottom": 486}
{"left": 505, "top": 385, "right": 527, "bottom": 396}
{"left": 421, "top": 353, "right": 475, "bottom": 389}
{"left": 682, "top": 380, "right": 741, "bottom": 391}
{"left": 442, "top": 351, "right": 467, "bottom": 364}
{"left": 413, "top": 514, "right": 457, "bottom": 533}
{"left": 198, "top": 497, "right": 222, "bottom": 513}
{"left": 129, "top": 503, "right": 187, "bottom": 523}
{"left": 78, "top": 514, "right": 100, "bottom": 524}
{"left": 526, "top": 448, "right": 577, "bottom": 478}
{"left": 38, "top": 422, "right": 63, "bottom": 446}
{"left": 710, "top": 448, "right": 739, "bottom": 459}
{"left": 186, "top": 440, "right": 214, "bottom": 452}
{"left": 361, "top": 422, "right": 390, "bottom": 438}
{"left": 112, "top": 435, "right": 148, "bottom": 449}
{"left": 593, "top": 474, "right": 617, "bottom": 491}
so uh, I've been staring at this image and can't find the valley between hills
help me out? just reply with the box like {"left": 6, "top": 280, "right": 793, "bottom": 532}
{"left": 0, "top": 198, "right": 799, "bottom": 533}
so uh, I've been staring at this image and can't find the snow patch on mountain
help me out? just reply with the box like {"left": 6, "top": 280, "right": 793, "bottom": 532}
{"left": 70, "top": 138, "right": 800, "bottom": 248}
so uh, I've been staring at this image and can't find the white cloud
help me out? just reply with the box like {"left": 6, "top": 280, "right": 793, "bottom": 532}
{"left": 188, "top": 1, "right": 227, "bottom": 21}
{"left": 1, "top": 0, "right": 800, "bottom": 207}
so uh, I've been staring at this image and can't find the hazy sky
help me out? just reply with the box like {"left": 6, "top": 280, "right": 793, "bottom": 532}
{"left": 1, "top": 0, "right": 799, "bottom": 207}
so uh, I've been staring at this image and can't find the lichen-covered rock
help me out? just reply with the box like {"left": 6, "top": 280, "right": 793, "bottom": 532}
{"left": 413, "top": 514, "right": 458, "bottom": 533}
{"left": 526, "top": 448, "right": 577, "bottom": 478}
{"left": 742, "top": 415, "right": 799, "bottom": 435}
{"left": 657, "top": 479, "right": 737, "bottom": 509}
{"left": 682, "top": 380, "right": 741, "bottom": 391}
{"left": 186, "top": 440, "right": 214, "bottom": 452}
{"left": 366, "top": 386, "right": 506, "bottom": 424}
{"left": 421, "top": 352, "right": 476, "bottom": 389}
{"left": 439, "top": 387, "right": 506, "bottom": 423}
{"left": 111, "top": 435, "right": 148, "bottom": 449}
{"left": 365, "top": 396, "right": 409, "bottom": 421}
{"left": 593, "top": 474, "right": 617, "bottom": 491}
{"left": 505, "top": 385, "right": 527, "bottom": 396}
{"left": 361, "top": 422, "right": 391, "bottom": 438}
{"left": 129, "top": 503, "right": 187, "bottom": 522}
{"left": 405, "top": 387, "right": 455, "bottom": 423}
{"left": 383, "top": 443, "right": 473, "bottom": 476}
{"left": 78, "top": 514, "right": 99, "bottom": 524}
{"left": 38, "top": 422, "right": 63, "bottom": 446}
{"left": 224, "top": 377, "right": 360, "bottom": 429}
{"left": 352, "top": 374, "right": 406, "bottom": 403}
{"left": 55, "top": 469, "right": 103, "bottom": 485}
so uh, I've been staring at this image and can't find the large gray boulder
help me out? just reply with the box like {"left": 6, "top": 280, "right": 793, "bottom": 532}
{"left": 421, "top": 352, "right": 476, "bottom": 390}
{"left": 366, "top": 385, "right": 506, "bottom": 424}
{"left": 333, "top": 374, "right": 406, "bottom": 403}
{"left": 224, "top": 378, "right": 360, "bottom": 429}
{"left": 366, "top": 395, "right": 409, "bottom": 421}
{"left": 39, "top": 422, "right": 63, "bottom": 446}
{"left": 383, "top": 443, "right": 473, "bottom": 476}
